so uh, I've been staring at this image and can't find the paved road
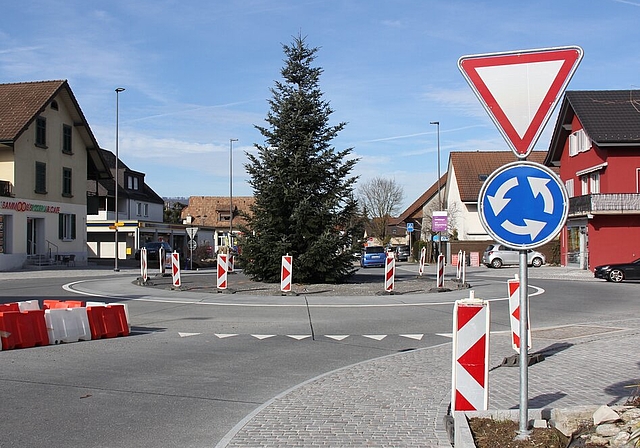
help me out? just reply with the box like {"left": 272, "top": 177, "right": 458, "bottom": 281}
{"left": 1, "top": 265, "right": 639, "bottom": 447}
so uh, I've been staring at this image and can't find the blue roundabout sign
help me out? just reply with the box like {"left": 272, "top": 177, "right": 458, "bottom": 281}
{"left": 478, "top": 161, "right": 568, "bottom": 249}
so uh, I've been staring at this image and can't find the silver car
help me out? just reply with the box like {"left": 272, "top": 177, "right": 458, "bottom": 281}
{"left": 482, "top": 243, "right": 545, "bottom": 268}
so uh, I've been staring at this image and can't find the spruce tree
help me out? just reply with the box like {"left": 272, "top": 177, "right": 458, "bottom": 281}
{"left": 240, "top": 35, "right": 360, "bottom": 283}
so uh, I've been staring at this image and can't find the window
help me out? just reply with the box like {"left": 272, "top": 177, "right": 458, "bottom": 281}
{"left": 62, "top": 167, "right": 72, "bottom": 197}
{"left": 35, "top": 117, "right": 47, "bottom": 147}
{"left": 51, "top": 100, "right": 58, "bottom": 110}
{"left": 35, "top": 162, "right": 47, "bottom": 194}
{"left": 569, "top": 129, "right": 591, "bottom": 157}
{"left": 581, "top": 175, "right": 588, "bottom": 195}
{"left": 565, "top": 178, "right": 574, "bottom": 198}
{"left": 127, "top": 175, "right": 140, "bottom": 190}
{"left": 58, "top": 213, "right": 76, "bottom": 240}
{"left": 136, "top": 203, "right": 149, "bottom": 217}
{"left": 590, "top": 172, "right": 600, "bottom": 194}
{"left": 63, "top": 125, "right": 72, "bottom": 154}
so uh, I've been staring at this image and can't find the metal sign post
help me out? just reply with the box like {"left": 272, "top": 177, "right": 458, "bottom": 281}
{"left": 462, "top": 46, "right": 582, "bottom": 440}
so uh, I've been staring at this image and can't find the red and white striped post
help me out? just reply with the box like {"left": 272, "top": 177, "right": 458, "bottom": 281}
{"left": 384, "top": 252, "right": 395, "bottom": 293}
{"left": 281, "top": 254, "right": 292, "bottom": 293}
{"left": 140, "top": 247, "right": 148, "bottom": 283}
{"left": 508, "top": 275, "right": 531, "bottom": 353}
{"left": 228, "top": 253, "right": 234, "bottom": 273}
{"left": 171, "top": 251, "right": 181, "bottom": 288}
{"left": 217, "top": 254, "right": 228, "bottom": 290}
{"left": 451, "top": 291, "right": 490, "bottom": 411}
{"left": 436, "top": 253, "right": 445, "bottom": 288}
{"left": 456, "top": 250, "right": 463, "bottom": 280}
{"left": 418, "top": 247, "right": 427, "bottom": 276}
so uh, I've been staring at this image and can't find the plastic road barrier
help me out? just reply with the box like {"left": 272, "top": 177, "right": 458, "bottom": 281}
{"left": 171, "top": 251, "right": 181, "bottom": 287}
{"left": 508, "top": 275, "right": 531, "bottom": 353}
{"left": 451, "top": 291, "right": 490, "bottom": 411}
{"left": 384, "top": 253, "right": 395, "bottom": 292}
{"left": 217, "top": 254, "right": 228, "bottom": 290}
{"left": 281, "top": 255, "right": 292, "bottom": 292}
{"left": 418, "top": 247, "right": 426, "bottom": 276}
{"left": 141, "top": 247, "right": 148, "bottom": 283}
{"left": 436, "top": 253, "right": 445, "bottom": 288}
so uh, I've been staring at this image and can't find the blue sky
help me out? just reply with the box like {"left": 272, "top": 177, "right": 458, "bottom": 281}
{"left": 2, "top": 0, "right": 640, "bottom": 211}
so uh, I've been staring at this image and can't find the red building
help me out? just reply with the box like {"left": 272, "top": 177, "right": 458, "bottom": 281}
{"left": 545, "top": 90, "right": 640, "bottom": 270}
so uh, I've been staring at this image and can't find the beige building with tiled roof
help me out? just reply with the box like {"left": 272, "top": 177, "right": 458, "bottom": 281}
{"left": 181, "top": 196, "right": 254, "bottom": 251}
{"left": 0, "top": 80, "right": 110, "bottom": 269}
{"left": 445, "top": 150, "right": 548, "bottom": 241}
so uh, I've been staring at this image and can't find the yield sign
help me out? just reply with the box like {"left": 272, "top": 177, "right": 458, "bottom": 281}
{"left": 458, "top": 46, "right": 583, "bottom": 158}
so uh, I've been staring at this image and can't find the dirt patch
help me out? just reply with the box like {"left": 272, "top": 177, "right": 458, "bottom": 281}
{"left": 469, "top": 418, "right": 569, "bottom": 448}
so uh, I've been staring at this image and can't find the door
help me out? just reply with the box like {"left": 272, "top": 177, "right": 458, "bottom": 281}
{"left": 27, "top": 218, "right": 36, "bottom": 255}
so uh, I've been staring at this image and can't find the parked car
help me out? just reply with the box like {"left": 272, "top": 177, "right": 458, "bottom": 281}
{"left": 360, "top": 246, "right": 387, "bottom": 268}
{"left": 395, "top": 245, "right": 410, "bottom": 262}
{"left": 482, "top": 243, "right": 545, "bottom": 268}
{"left": 135, "top": 241, "right": 172, "bottom": 268}
{"left": 594, "top": 258, "right": 640, "bottom": 283}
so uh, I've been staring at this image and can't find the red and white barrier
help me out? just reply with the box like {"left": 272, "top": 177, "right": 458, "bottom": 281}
{"left": 281, "top": 255, "right": 292, "bottom": 292}
{"left": 140, "top": 247, "right": 148, "bottom": 283}
{"left": 436, "top": 253, "right": 445, "bottom": 288}
{"left": 451, "top": 291, "right": 490, "bottom": 411}
{"left": 228, "top": 254, "right": 234, "bottom": 273}
{"left": 171, "top": 251, "right": 181, "bottom": 288}
{"left": 508, "top": 275, "right": 531, "bottom": 353}
{"left": 384, "top": 252, "right": 395, "bottom": 292}
{"left": 418, "top": 247, "right": 426, "bottom": 276}
{"left": 0, "top": 300, "right": 130, "bottom": 350}
{"left": 456, "top": 250, "right": 463, "bottom": 279}
{"left": 217, "top": 254, "right": 228, "bottom": 290}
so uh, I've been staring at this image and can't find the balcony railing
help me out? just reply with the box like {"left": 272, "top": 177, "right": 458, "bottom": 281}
{"left": 0, "top": 180, "right": 13, "bottom": 197}
{"left": 569, "top": 193, "right": 640, "bottom": 216}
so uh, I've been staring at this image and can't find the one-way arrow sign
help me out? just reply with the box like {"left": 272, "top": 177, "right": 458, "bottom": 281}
{"left": 459, "top": 46, "right": 583, "bottom": 158}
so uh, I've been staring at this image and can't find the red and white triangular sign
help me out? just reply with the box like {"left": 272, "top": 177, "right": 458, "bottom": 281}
{"left": 458, "top": 46, "right": 583, "bottom": 158}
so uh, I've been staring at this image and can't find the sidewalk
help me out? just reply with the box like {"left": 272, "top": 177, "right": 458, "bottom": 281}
{"left": 217, "top": 318, "right": 640, "bottom": 447}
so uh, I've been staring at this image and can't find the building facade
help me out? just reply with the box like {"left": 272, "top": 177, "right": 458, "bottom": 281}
{"left": 546, "top": 90, "right": 640, "bottom": 270}
{"left": 0, "top": 80, "right": 110, "bottom": 270}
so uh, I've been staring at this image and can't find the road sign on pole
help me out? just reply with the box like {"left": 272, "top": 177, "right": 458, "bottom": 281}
{"left": 478, "top": 161, "right": 568, "bottom": 249}
{"left": 458, "top": 46, "right": 583, "bottom": 158}
{"left": 186, "top": 227, "right": 198, "bottom": 239}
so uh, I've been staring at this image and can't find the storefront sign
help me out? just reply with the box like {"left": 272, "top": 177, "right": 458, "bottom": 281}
{"left": 1, "top": 201, "right": 60, "bottom": 214}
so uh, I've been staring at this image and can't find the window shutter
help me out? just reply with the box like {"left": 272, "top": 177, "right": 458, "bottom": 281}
{"left": 71, "top": 214, "right": 76, "bottom": 239}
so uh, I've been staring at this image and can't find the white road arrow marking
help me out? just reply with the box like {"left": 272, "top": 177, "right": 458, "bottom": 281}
{"left": 178, "top": 332, "right": 201, "bottom": 338}
{"left": 487, "top": 177, "right": 519, "bottom": 215}
{"left": 252, "top": 334, "right": 276, "bottom": 340}
{"left": 215, "top": 333, "right": 238, "bottom": 338}
{"left": 502, "top": 219, "right": 546, "bottom": 240}
{"left": 363, "top": 335, "right": 387, "bottom": 341}
{"left": 400, "top": 334, "right": 424, "bottom": 340}
{"left": 528, "top": 177, "right": 553, "bottom": 213}
{"left": 325, "top": 335, "right": 349, "bottom": 341}
{"left": 287, "top": 335, "right": 311, "bottom": 340}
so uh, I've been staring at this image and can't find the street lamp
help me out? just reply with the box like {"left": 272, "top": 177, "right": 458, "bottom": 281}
{"left": 430, "top": 121, "right": 441, "bottom": 255}
{"left": 114, "top": 87, "right": 125, "bottom": 272}
{"left": 229, "top": 138, "right": 238, "bottom": 249}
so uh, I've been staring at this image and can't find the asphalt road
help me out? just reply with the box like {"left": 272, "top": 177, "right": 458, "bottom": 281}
{"left": 0, "top": 265, "right": 637, "bottom": 447}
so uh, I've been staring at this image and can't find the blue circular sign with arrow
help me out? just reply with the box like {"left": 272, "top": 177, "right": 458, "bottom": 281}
{"left": 478, "top": 161, "right": 568, "bottom": 249}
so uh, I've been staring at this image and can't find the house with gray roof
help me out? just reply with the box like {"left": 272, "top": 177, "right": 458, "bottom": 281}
{"left": 545, "top": 90, "right": 640, "bottom": 270}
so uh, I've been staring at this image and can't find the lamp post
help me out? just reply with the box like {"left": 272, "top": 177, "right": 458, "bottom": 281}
{"left": 229, "top": 138, "right": 238, "bottom": 249}
{"left": 430, "top": 121, "right": 442, "bottom": 256}
{"left": 114, "top": 87, "right": 125, "bottom": 272}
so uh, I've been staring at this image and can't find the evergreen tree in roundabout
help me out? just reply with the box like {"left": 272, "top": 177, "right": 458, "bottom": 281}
{"left": 240, "top": 34, "right": 360, "bottom": 284}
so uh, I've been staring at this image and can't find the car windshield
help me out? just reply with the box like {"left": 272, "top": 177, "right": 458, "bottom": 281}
{"left": 365, "top": 246, "right": 385, "bottom": 254}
